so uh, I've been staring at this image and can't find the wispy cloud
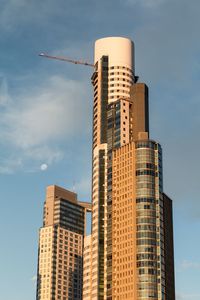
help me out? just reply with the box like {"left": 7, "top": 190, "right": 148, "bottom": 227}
{"left": 1, "top": 0, "right": 28, "bottom": 30}
{"left": 0, "top": 74, "right": 11, "bottom": 106}
{"left": 0, "top": 0, "right": 91, "bottom": 34}
{"left": 176, "top": 292, "right": 200, "bottom": 300}
{"left": 31, "top": 275, "right": 37, "bottom": 282}
{"left": 180, "top": 260, "right": 200, "bottom": 270}
{"left": 1, "top": 76, "right": 87, "bottom": 148}
{"left": 125, "top": 0, "right": 165, "bottom": 8}
{"left": 0, "top": 156, "right": 23, "bottom": 174}
{"left": 0, "top": 74, "right": 90, "bottom": 173}
{"left": 0, "top": 0, "right": 55, "bottom": 31}
{"left": 75, "top": 177, "right": 91, "bottom": 196}
{"left": 134, "top": 0, "right": 200, "bottom": 86}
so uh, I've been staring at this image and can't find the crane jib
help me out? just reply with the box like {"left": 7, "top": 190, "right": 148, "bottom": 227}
{"left": 39, "top": 53, "right": 94, "bottom": 67}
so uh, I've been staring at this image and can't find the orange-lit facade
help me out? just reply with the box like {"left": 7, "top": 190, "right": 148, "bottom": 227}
{"left": 36, "top": 37, "right": 175, "bottom": 300}
{"left": 112, "top": 139, "right": 168, "bottom": 299}
{"left": 36, "top": 185, "right": 91, "bottom": 300}
{"left": 88, "top": 37, "right": 175, "bottom": 300}
{"left": 83, "top": 235, "right": 92, "bottom": 300}
{"left": 112, "top": 143, "right": 137, "bottom": 299}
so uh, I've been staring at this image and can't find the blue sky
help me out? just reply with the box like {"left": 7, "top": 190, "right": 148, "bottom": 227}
{"left": 0, "top": 0, "right": 200, "bottom": 299}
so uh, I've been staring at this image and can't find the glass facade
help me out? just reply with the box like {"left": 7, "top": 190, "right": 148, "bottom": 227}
{"left": 135, "top": 140, "right": 164, "bottom": 300}
{"left": 53, "top": 198, "right": 85, "bottom": 235}
{"left": 90, "top": 37, "right": 175, "bottom": 300}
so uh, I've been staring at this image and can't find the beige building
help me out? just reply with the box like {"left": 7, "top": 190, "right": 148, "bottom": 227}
{"left": 36, "top": 36, "right": 175, "bottom": 300}
{"left": 112, "top": 139, "right": 167, "bottom": 299}
{"left": 112, "top": 143, "right": 137, "bottom": 299}
{"left": 83, "top": 235, "right": 92, "bottom": 300}
{"left": 88, "top": 37, "right": 175, "bottom": 300}
{"left": 91, "top": 37, "right": 136, "bottom": 300}
{"left": 36, "top": 185, "right": 91, "bottom": 300}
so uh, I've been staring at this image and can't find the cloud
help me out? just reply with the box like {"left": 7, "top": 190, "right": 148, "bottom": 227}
{"left": 25, "top": 146, "right": 63, "bottom": 165}
{"left": 134, "top": 0, "right": 200, "bottom": 86}
{"left": 180, "top": 260, "right": 200, "bottom": 270}
{"left": 1, "top": 0, "right": 28, "bottom": 30}
{"left": 0, "top": 156, "right": 23, "bottom": 174}
{"left": 76, "top": 177, "right": 91, "bottom": 195}
{"left": 0, "top": 0, "right": 54, "bottom": 31}
{"left": 0, "top": 0, "right": 93, "bottom": 34}
{"left": 0, "top": 0, "right": 199, "bottom": 214}
{"left": 125, "top": 0, "right": 165, "bottom": 8}
{"left": 1, "top": 76, "right": 89, "bottom": 148}
{"left": 0, "top": 74, "right": 90, "bottom": 173}
{"left": 0, "top": 75, "right": 11, "bottom": 106}
{"left": 176, "top": 293, "right": 200, "bottom": 300}
{"left": 31, "top": 275, "right": 37, "bottom": 282}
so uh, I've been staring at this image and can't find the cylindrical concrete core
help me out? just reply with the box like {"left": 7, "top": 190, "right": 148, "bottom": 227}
{"left": 94, "top": 36, "right": 134, "bottom": 71}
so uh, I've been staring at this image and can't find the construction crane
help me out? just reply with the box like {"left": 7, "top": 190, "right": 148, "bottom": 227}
{"left": 39, "top": 53, "right": 139, "bottom": 82}
{"left": 39, "top": 53, "right": 94, "bottom": 67}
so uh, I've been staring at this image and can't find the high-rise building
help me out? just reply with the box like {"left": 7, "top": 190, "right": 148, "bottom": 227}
{"left": 86, "top": 37, "right": 175, "bottom": 300}
{"left": 83, "top": 235, "right": 92, "bottom": 300}
{"left": 36, "top": 185, "right": 91, "bottom": 300}
{"left": 36, "top": 36, "right": 175, "bottom": 300}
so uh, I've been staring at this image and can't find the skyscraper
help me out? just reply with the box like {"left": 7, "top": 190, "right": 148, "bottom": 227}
{"left": 36, "top": 36, "right": 175, "bottom": 300}
{"left": 87, "top": 37, "right": 175, "bottom": 300}
{"left": 36, "top": 185, "right": 91, "bottom": 300}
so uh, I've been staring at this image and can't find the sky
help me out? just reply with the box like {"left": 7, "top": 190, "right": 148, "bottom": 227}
{"left": 0, "top": 0, "right": 200, "bottom": 299}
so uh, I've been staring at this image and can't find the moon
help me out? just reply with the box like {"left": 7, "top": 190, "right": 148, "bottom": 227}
{"left": 40, "top": 163, "right": 48, "bottom": 171}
